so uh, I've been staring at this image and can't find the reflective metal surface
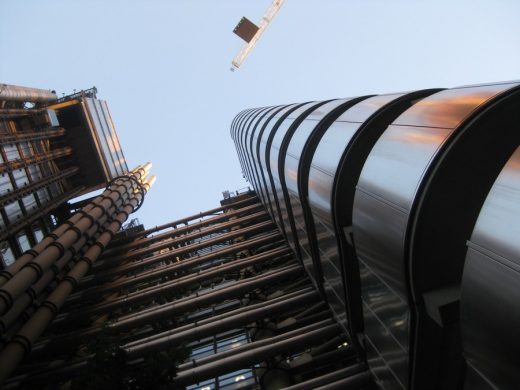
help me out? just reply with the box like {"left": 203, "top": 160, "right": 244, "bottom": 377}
{"left": 259, "top": 103, "right": 305, "bottom": 232}
{"left": 462, "top": 146, "right": 520, "bottom": 389}
{"left": 353, "top": 81, "right": 520, "bottom": 389}
{"left": 284, "top": 99, "right": 361, "bottom": 288}
{"left": 249, "top": 106, "right": 285, "bottom": 207}
{"left": 241, "top": 107, "right": 272, "bottom": 190}
{"left": 231, "top": 80, "right": 520, "bottom": 390}
{"left": 269, "top": 102, "right": 323, "bottom": 251}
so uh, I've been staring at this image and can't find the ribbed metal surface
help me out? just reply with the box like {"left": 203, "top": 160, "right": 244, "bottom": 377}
{"left": 232, "top": 80, "right": 520, "bottom": 389}
{"left": 0, "top": 84, "right": 57, "bottom": 103}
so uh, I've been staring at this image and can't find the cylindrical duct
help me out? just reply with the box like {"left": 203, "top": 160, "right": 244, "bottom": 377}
{"left": 0, "top": 84, "right": 57, "bottom": 103}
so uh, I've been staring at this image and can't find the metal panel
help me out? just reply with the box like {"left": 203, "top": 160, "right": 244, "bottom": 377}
{"left": 461, "top": 146, "right": 520, "bottom": 389}
{"left": 259, "top": 103, "right": 305, "bottom": 233}
{"left": 269, "top": 102, "right": 324, "bottom": 252}
{"left": 247, "top": 106, "right": 281, "bottom": 208}
{"left": 252, "top": 105, "right": 290, "bottom": 216}
{"left": 353, "top": 81, "right": 520, "bottom": 389}
{"left": 240, "top": 108, "right": 268, "bottom": 184}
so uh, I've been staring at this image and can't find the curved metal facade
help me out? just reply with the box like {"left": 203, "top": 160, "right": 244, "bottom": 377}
{"left": 231, "top": 80, "right": 520, "bottom": 390}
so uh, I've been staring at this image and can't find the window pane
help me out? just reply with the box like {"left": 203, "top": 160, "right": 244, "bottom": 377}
{"left": 0, "top": 242, "right": 15, "bottom": 266}
{"left": 17, "top": 233, "right": 31, "bottom": 252}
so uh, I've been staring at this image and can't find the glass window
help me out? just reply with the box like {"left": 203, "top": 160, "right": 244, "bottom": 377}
{"left": 12, "top": 168, "right": 28, "bottom": 187}
{"left": 33, "top": 228, "right": 44, "bottom": 243}
{"left": 3, "top": 144, "right": 20, "bottom": 161}
{"left": 0, "top": 242, "right": 15, "bottom": 267}
{"left": 22, "top": 194, "right": 37, "bottom": 212}
{"left": 28, "top": 164, "right": 42, "bottom": 181}
{"left": 37, "top": 188, "right": 50, "bottom": 203}
{"left": 49, "top": 182, "right": 63, "bottom": 197}
{"left": 18, "top": 142, "right": 31, "bottom": 158}
{"left": 17, "top": 233, "right": 31, "bottom": 252}
{"left": 5, "top": 201, "right": 22, "bottom": 223}
{"left": 100, "top": 100, "right": 127, "bottom": 174}
{"left": 0, "top": 173, "right": 13, "bottom": 196}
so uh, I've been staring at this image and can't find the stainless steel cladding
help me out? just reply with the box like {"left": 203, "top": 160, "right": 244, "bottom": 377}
{"left": 0, "top": 83, "right": 57, "bottom": 103}
{"left": 231, "top": 80, "right": 520, "bottom": 390}
{"left": 461, "top": 146, "right": 520, "bottom": 389}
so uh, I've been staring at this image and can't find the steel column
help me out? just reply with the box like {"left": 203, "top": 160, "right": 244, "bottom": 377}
{"left": 0, "top": 166, "right": 152, "bottom": 315}
{"left": 0, "top": 165, "right": 154, "bottom": 383}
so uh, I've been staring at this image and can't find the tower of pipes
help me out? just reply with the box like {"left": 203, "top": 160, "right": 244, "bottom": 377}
{"left": 0, "top": 163, "right": 155, "bottom": 383}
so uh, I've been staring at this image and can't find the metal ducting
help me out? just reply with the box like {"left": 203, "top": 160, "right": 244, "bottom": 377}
{"left": 0, "top": 84, "right": 57, "bottom": 103}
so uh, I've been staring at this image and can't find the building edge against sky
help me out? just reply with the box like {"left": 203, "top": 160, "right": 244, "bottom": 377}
{"left": 0, "top": 83, "right": 129, "bottom": 267}
{"left": 0, "top": 79, "right": 519, "bottom": 390}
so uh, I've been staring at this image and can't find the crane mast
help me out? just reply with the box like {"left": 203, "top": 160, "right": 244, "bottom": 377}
{"left": 231, "top": 0, "right": 285, "bottom": 71}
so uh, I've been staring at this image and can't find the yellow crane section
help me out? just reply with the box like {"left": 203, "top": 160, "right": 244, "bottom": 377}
{"left": 231, "top": 0, "right": 285, "bottom": 71}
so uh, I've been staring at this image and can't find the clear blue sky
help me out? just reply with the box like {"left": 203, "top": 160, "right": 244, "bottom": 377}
{"left": 1, "top": 0, "right": 519, "bottom": 228}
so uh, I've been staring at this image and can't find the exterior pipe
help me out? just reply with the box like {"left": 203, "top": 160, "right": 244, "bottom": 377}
{"left": 67, "top": 230, "right": 282, "bottom": 304}
{"left": 104, "top": 264, "right": 301, "bottom": 332}
{"left": 37, "top": 264, "right": 301, "bottom": 345}
{"left": 294, "top": 301, "right": 328, "bottom": 320}
{"left": 291, "top": 347, "right": 358, "bottom": 376}
{"left": 282, "top": 365, "right": 366, "bottom": 390}
{"left": 97, "top": 209, "right": 269, "bottom": 266}
{"left": 104, "top": 202, "right": 263, "bottom": 256}
{"left": 124, "top": 288, "right": 320, "bottom": 358}
{"left": 173, "top": 323, "right": 341, "bottom": 387}
{"left": 0, "top": 169, "right": 151, "bottom": 383}
{"left": 85, "top": 219, "right": 278, "bottom": 283}
{"left": 176, "top": 318, "right": 335, "bottom": 373}
{"left": 0, "top": 108, "right": 43, "bottom": 118}
{"left": 56, "top": 246, "right": 293, "bottom": 324}
{"left": 31, "top": 287, "right": 319, "bottom": 356}
{"left": 124, "top": 286, "right": 315, "bottom": 349}
{"left": 0, "top": 221, "right": 104, "bottom": 334}
{"left": 0, "top": 188, "right": 102, "bottom": 286}
{"left": 0, "top": 167, "right": 79, "bottom": 207}
{"left": 107, "top": 195, "right": 259, "bottom": 247}
{"left": 0, "top": 147, "right": 73, "bottom": 174}
{"left": 313, "top": 371, "right": 372, "bottom": 390}
{"left": 0, "top": 128, "right": 66, "bottom": 146}
{"left": 0, "top": 84, "right": 57, "bottom": 103}
{"left": 21, "top": 315, "right": 333, "bottom": 385}
{"left": 0, "top": 168, "right": 147, "bottom": 315}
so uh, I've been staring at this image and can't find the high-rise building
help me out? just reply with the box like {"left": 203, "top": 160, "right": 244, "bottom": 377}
{"left": 231, "top": 80, "right": 520, "bottom": 390}
{"left": 0, "top": 80, "right": 519, "bottom": 390}
{"left": 0, "top": 84, "right": 129, "bottom": 267}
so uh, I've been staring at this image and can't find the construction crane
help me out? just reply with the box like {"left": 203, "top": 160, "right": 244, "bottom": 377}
{"left": 231, "top": 0, "right": 285, "bottom": 71}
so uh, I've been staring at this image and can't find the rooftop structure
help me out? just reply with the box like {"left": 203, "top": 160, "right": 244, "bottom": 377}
{"left": 0, "top": 84, "right": 129, "bottom": 267}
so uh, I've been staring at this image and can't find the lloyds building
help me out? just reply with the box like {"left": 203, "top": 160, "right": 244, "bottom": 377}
{"left": 0, "top": 84, "right": 129, "bottom": 267}
{"left": 0, "top": 80, "right": 519, "bottom": 390}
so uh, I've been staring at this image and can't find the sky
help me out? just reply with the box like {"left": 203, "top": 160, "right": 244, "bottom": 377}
{"left": 1, "top": 0, "right": 519, "bottom": 229}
